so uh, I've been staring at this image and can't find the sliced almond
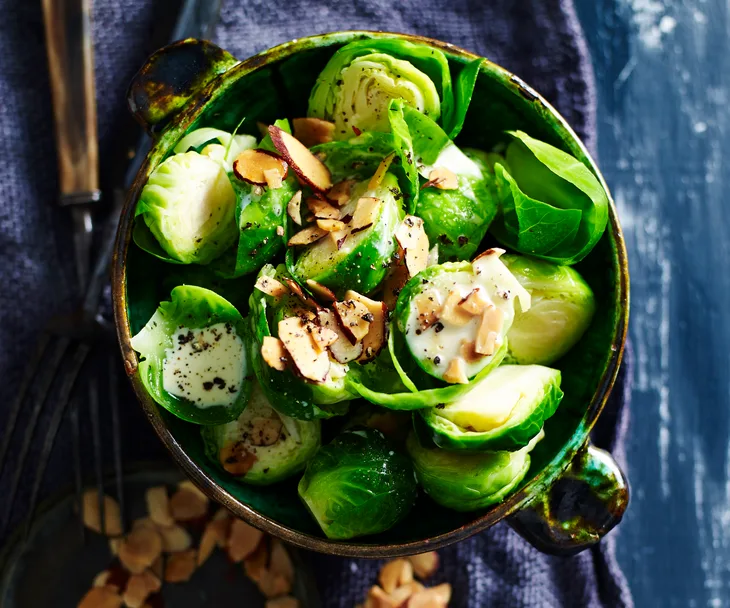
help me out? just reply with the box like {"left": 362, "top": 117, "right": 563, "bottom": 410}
{"left": 277, "top": 225, "right": 285, "bottom": 236}
{"left": 292, "top": 117, "right": 335, "bottom": 147}
{"left": 443, "top": 357, "right": 469, "bottom": 384}
{"left": 472, "top": 247, "right": 506, "bottom": 265}
{"left": 326, "top": 179, "right": 356, "bottom": 206}
{"left": 310, "top": 325, "right": 339, "bottom": 353}
{"left": 306, "top": 279, "right": 337, "bottom": 303}
{"left": 262, "top": 336, "right": 288, "bottom": 371}
{"left": 367, "top": 585, "right": 397, "bottom": 608}
{"left": 281, "top": 278, "right": 319, "bottom": 310}
{"left": 344, "top": 290, "right": 387, "bottom": 362}
{"left": 145, "top": 487, "right": 174, "bottom": 528}
{"left": 198, "top": 516, "right": 231, "bottom": 566}
{"left": 351, "top": 197, "right": 381, "bottom": 232}
{"left": 92, "top": 570, "right": 112, "bottom": 588}
{"left": 118, "top": 525, "right": 163, "bottom": 574}
{"left": 123, "top": 571, "right": 161, "bottom": 608}
{"left": 316, "top": 218, "right": 347, "bottom": 233}
{"left": 333, "top": 299, "right": 372, "bottom": 344}
{"left": 82, "top": 490, "right": 122, "bottom": 536}
{"left": 243, "top": 537, "right": 269, "bottom": 583}
{"left": 288, "top": 226, "right": 328, "bottom": 247}
{"left": 159, "top": 524, "right": 192, "bottom": 553}
{"left": 287, "top": 191, "right": 303, "bottom": 225}
{"left": 318, "top": 309, "right": 363, "bottom": 363}
{"left": 426, "top": 167, "right": 458, "bottom": 190}
{"left": 250, "top": 416, "right": 283, "bottom": 446}
{"left": 150, "top": 556, "right": 164, "bottom": 580}
{"left": 219, "top": 441, "right": 258, "bottom": 476}
{"left": 460, "top": 339, "right": 484, "bottom": 364}
{"left": 258, "top": 570, "right": 292, "bottom": 599}
{"left": 270, "top": 539, "right": 295, "bottom": 583}
{"left": 457, "top": 287, "right": 491, "bottom": 316}
{"left": 178, "top": 480, "right": 209, "bottom": 503}
{"left": 78, "top": 587, "right": 123, "bottom": 608}
{"left": 278, "top": 316, "right": 330, "bottom": 382}
{"left": 164, "top": 549, "right": 197, "bottom": 583}
{"left": 306, "top": 196, "right": 341, "bottom": 220}
{"left": 264, "top": 167, "right": 284, "bottom": 189}
{"left": 169, "top": 488, "right": 208, "bottom": 522}
{"left": 266, "top": 597, "right": 300, "bottom": 608}
{"left": 378, "top": 558, "right": 413, "bottom": 594}
{"left": 382, "top": 262, "right": 409, "bottom": 312}
{"left": 440, "top": 290, "right": 473, "bottom": 326}
{"left": 413, "top": 289, "right": 442, "bottom": 331}
{"left": 233, "top": 149, "right": 288, "bottom": 187}
{"left": 228, "top": 518, "right": 264, "bottom": 562}
{"left": 408, "top": 552, "right": 440, "bottom": 580}
{"left": 109, "top": 537, "right": 122, "bottom": 556}
{"left": 368, "top": 152, "right": 395, "bottom": 190}
{"left": 395, "top": 216, "right": 429, "bottom": 278}
{"left": 328, "top": 229, "right": 349, "bottom": 249}
{"left": 256, "top": 276, "right": 289, "bottom": 298}
{"left": 269, "top": 126, "right": 332, "bottom": 191}
{"left": 408, "top": 584, "right": 452, "bottom": 607}
{"left": 475, "top": 306, "right": 504, "bottom": 356}
{"left": 390, "top": 581, "right": 425, "bottom": 605}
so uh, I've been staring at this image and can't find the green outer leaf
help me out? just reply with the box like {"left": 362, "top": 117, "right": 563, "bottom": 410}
{"left": 298, "top": 429, "right": 417, "bottom": 539}
{"left": 416, "top": 365, "right": 564, "bottom": 451}
{"left": 312, "top": 131, "right": 397, "bottom": 182}
{"left": 132, "top": 219, "right": 184, "bottom": 265}
{"left": 130, "top": 285, "right": 252, "bottom": 425}
{"left": 258, "top": 118, "right": 292, "bottom": 153}
{"left": 406, "top": 431, "right": 534, "bottom": 512}
{"left": 387, "top": 100, "right": 421, "bottom": 211}
{"left": 401, "top": 105, "right": 451, "bottom": 167}
{"left": 447, "top": 57, "right": 484, "bottom": 139}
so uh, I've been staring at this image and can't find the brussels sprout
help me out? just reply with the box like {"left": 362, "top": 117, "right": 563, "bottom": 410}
{"left": 394, "top": 252, "right": 530, "bottom": 383}
{"left": 291, "top": 173, "right": 403, "bottom": 295}
{"left": 312, "top": 131, "right": 397, "bottom": 182}
{"left": 201, "top": 381, "right": 320, "bottom": 485}
{"left": 406, "top": 430, "right": 543, "bottom": 511}
{"left": 174, "top": 127, "right": 257, "bottom": 171}
{"left": 489, "top": 131, "right": 609, "bottom": 265}
{"left": 135, "top": 151, "right": 238, "bottom": 264}
{"left": 501, "top": 254, "right": 596, "bottom": 365}
{"left": 309, "top": 39, "right": 449, "bottom": 140}
{"left": 248, "top": 265, "right": 355, "bottom": 421}
{"left": 298, "top": 429, "right": 417, "bottom": 539}
{"left": 131, "top": 286, "right": 252, "bottom": 425}
{"left": 416, "top": 365, "right": 563, "bottom": 451}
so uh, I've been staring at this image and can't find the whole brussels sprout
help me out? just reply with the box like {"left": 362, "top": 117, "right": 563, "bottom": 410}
{"left": 173, "top": 127, "right": 257, "bottom": 172}
{"left": 298, "top": 429, "right": 417, "bottom": 539}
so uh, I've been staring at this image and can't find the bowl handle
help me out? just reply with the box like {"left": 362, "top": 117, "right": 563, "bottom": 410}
{"left": 127, "top": 38, "right": 239, "bottom": 136}
{"left": 508, "top": 441, "right": 629, "bottom": 556}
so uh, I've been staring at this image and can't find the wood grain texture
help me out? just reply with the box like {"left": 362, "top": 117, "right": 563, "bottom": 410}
{"left": 42, "top": 0, "right": 98, "bottom": 195}
{"left": 576, "top": 1, "right": 730, "bottom": 605}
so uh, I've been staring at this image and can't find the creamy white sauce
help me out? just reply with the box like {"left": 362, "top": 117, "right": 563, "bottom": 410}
{"left": 162, "top": 322, "right": 245, "bottom": 408}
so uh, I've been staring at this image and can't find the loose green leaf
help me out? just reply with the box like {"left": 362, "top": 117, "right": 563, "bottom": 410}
{"left": 447, "top": 57, "right": 484, "bottom": 139}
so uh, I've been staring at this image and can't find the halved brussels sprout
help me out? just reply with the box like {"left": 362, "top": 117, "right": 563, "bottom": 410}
{"left": 201, "top": 381, "right": 320, "bottom": 485}
{"left": 501, "top": 254, "right": 596, "bottom": 364}
{"left": 416, "top": 365, "right": 563, "bottom": 451}
{"left": 135, "top": 151, "right": 238, "bottom": 264}
{"left": 406, "top": 430, "right": 543, "bottom": 511}
{"left": 291, "top": 173, "right": 403, "bottom": 295}
{"left": 131, "top": 286, "right": 251, "bottom": 425}
{"left": 394, "top": 252, "right": 530, "bottom": 383}
{"left": 490, "top": 131, "right": 609, "bottom": 265}
{"left": 298, "top": 429, "right": 417, "bottom": 539}
{"left": 309, "top": 39, "right": 448, "bottom": 140}
{"left": 248, "top": 265, "right": 355, "bottom": 421}
{"left": 174, "top": 127, "right": 257, "bottom": 171}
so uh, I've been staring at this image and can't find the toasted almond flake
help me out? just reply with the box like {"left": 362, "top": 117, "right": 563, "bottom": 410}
{"left": 351, "top": 197, "right": 381, "bottom": 232}
{"left": 306, "top": 279, "right": 337, "bottom": 303}
{"left": 413, "top": 289, "right": 442, "bottom": 331}
{"left": 457, "top": 287, "right": 491, "bottom": 316}
{"left": 250, "top": 416, "right": 283, "bottom": 446}
{"left": 150, "top": 556, "right": 163, "bottom": 580}
{"left": 266, "top": 597, "right": 300, "bottom": 608}
{"left": 408, "top": 552, "right": 440, "bottom": 580}
{"left": 333, "top": 299, "right": 372, "bottom": 344}
{"left": 475, "top": 306, "right": 504, "bottom": 355}
{"left": 228, "top": 518, "right": 264, "bottom": 562}
{"left": 472, "top": 247, "right": 505, "bottom": 262}
{"left": 281, "top": 278, "right": 319, "bottom": 310}
{"left": 78, "top": 586, "right": 123, "bottom": 608}
{"left": 255, "top": 276, "right": 289, "bottom": 298}
{"left": 159, "top": 524, "right": 192, "bottom": 553}
{"left": 164, "top": 549, "right": 197, "bottom": 583}
{"left": 440, "top": 290, "right": 473, "bottom": 326}
{"left": 378, "top": 559, "right": 413, "bottom": 594}
{"left": 292, "top": 117, "right": 335, "bottom": 147}
{"left": 270, "top": 539, "right": 295, "bottom": 583}
{"left": 257, "top": 570, "right": 292, "bottom": 599}
{"left": 390, "top": 581, "right": 426, "bottom": 605}
{"left": 82, "top": 490, "right": 123, "bottom": 536}
{"left": 264, "top": 167, "right": 284, "bottom": 189}
{"left": 427, "top": 244, "right": 439, "bottom": 267}
{"left": 262, "top": 336, "right": 288, "bottom": 371}
{"left": 318, "top": 309, "right": 363, "bottom": 363}
{"left": 169, "top": 489, "right": 208, "bottom": 522}
{"left": 395, "top": 216, "right": 429, "bottom": 278}
{"left": 345, "top": 290, "right": 387, "bottom": 363}
{"left": 287, "top": 191, "right": 303, "bottom": 225}
{"left": 328, "top": 229, "right": 348, "bottom": 249}
{"left": 109, "top": 537, "right": 122, "bottom": 556}
{"left": 276, "top": 225, "right": 285, "bottom": 236}
{"left": 198, "top": 516, "right": 230, "bottom": 566}
{"left": 219, "top": 441, "right": 257, "bottom": 476}
{"left": 269, "top": 126, "right": 332, "bottom": 191}
{"left": 243, "top": 538, "right": 269, "bottom": 583}
{"left": 306, "top": 197, "right": 341, "bottom": 220}
{"left": 118, "top": 526, "right": 163, "bottom": 574}
{"left": 460, "top": 339, "right": 483, "bottom": 363}
{"left": 123, "top": 570, "right": 161, "bottom": 608}
{"left": 287, "top": 226, "right": 328, "bottom": 246}
{"left": 408, "top": 584, "right": 452, "bottom": 607}
{"left": 326, "top": 179, "right": 356, "bottom": 206}
{"left": 383, "top": 263, "right": 409, "bottom": 312}
{"left": 443, "top": 357, "right": 469, "bottom": 384}
{"left": 310, "top": 325, "right": 339, "bottom": 353}
{"left": 233, "top": 149, "right": 288, "bottom": 187}
{"left": 367, "top": 585, "right": 397, "bottom": 608}
{"left": 92, "top": 570, "right": 111, "bottom": 588}
{"left": 278, "top": 316, "right": 331, "bottom": 382}
{"left": 427, "top": 167, "right": 458, "bottom": 190}
{"left": 368, "top": 152, "right": 395, "bottom": 190}
{"left": 145, "top": 487, "right": 174, "bottom": 528}
{"left": 316, "top": 218, "right": 347, "bottom": 233}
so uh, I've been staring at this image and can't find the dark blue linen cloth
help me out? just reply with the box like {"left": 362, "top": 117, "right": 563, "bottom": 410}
{"left": 0, "top": 0, "right": 632, "bottom": 606}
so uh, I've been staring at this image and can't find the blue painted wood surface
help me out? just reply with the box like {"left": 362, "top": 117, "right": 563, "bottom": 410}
{"left": 576, "top": 1, "right": 730, "bottom": 606}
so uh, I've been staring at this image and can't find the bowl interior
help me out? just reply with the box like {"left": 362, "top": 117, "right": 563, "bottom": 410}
{"left": 123, "top": 33, "right": 625, "bottom": 551}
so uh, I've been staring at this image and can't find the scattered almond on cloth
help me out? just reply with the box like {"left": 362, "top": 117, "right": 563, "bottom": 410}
{"left": 77, "top": 484, "right": 299, "bottom": 608}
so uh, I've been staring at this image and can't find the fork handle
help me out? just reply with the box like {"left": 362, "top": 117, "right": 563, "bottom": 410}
{"left": 42, "top": 0, "right": 100, "bottom": 202}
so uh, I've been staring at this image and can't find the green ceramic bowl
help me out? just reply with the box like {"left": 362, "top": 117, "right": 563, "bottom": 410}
{"left": 113, "top": 31, "right": 629, "bottom": 558}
